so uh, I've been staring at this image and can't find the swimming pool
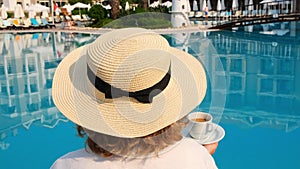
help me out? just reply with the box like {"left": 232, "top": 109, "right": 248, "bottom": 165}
{"left": 0, "top": 22, "right": 300, "bottom": 169}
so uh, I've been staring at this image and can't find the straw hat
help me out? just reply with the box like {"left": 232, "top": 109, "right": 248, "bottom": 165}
{"left": 52, "top": 28, "right": 207, "bottom": 138}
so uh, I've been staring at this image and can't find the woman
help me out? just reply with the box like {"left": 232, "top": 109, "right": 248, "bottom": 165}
{"left": 204, "top": 6, "right": 209, "bottom": 20}
{"left": 51, "top": 28, "right": 218, "bottom": 168}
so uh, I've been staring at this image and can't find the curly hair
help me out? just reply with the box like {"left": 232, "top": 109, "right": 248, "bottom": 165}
{"left": 77, "top": 118, "right": 188, "bottom": 158}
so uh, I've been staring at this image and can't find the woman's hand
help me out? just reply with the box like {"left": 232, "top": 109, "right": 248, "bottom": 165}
{"left": 203, "top": 142, "right": 219, "bottom": 155}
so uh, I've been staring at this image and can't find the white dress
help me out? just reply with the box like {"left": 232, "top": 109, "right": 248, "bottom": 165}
{"left": 51, "top": 137, "right": 218, "bottom": 169}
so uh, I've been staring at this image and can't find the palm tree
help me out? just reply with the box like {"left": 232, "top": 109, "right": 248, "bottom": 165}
{"left": 109, "top": 0, "right": 120, "bottom": 19}
{"left": 142, "top": 0, "right": 148, "bottom": 9}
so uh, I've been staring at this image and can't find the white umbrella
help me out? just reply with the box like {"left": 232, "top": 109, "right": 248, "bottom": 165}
{"left": 55, "top": 8, "right": 61, "bottom": 16}
{"left": 199, "top": 0, "right": 203, "bottom": 11}
{"left": 0, "top": 5, "right": 8, "bottom": 19}
{"left": 101, "top": 4, "right": 111, "bottom": 10}
{"left": 72, "top": 2, "right": 91, "bottom": 15}
{"left": 202, "top": 0, "right": 207, "bottom": 11}
{"left": 25, "top": 4, "right": 50, "bottom": 13}
{"left": 28, "top": 11, "right": 36, "bottom": 18}
{"left": 125, "top": 1, "right": 130, "bottom": 11}
{"left": 217, "top": 0, "right": 221, "bottom": 11}
{"left": 161, "top": 1, "right": 172, "bottom": 8}
{"left": 248, "top": 0, "right": 253, "bottom": 11}
{"left": 3, "top": 0, "right": 16, "bottom": 11}
{"left": 149, "top": 1, "right": 160, "bottom": 8}
{"left": 221, "top": 0, "right": 225, "bottom": 10}
{"left": 62, "top": 4, "right": 75, "bottom": 14}
{"left": 72, "top": 2, "right": 90, "bottom": 9}
{"left": 42, "top": 10, "right": 49, "bottom": 18}
{"left": 232, "top": 0, "right": 238, "bottom": 10}
{"left": 193, "top": 0, "right": 198, "bottom": 11}
{"left": 207, "top": 0, "right": 212, "bottom": 10}
{"left": 186, "top": 0, "right": 191, "bottom": 12}
{"left": 14, "top": 4, "right": 25, "bottom": 18}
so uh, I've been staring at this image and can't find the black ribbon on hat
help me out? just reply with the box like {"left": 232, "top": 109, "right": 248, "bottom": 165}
{"left": 87, "top": 64, "right": 171, "bottom": 103}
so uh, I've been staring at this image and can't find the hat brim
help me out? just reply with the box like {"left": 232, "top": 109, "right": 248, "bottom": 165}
{"left": 52, "top": 44, "right": 207, "bottom": 138}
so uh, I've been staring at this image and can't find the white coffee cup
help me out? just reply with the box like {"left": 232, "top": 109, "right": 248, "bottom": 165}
{"left": 188, "top": 112, "right": 214, "bottom": 140}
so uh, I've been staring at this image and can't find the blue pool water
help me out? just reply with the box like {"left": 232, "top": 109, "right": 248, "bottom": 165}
{"left": 1, "top": 22, "right": 300, "bottom": 169}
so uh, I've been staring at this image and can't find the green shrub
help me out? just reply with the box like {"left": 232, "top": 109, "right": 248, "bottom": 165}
{"left": 88, "top": 18, "right": 114, "bottom": 27}
{"left": 7, "top": 12, "right": 13, "bottom": 19}
{"left": 88, "top": 5, "right": 107, "bottom": 22}
{"left": 87, "top": 2, "right": 171, "bottom": 29}
{"left": 103, "top": 12, "right": 171, "bottom": 29}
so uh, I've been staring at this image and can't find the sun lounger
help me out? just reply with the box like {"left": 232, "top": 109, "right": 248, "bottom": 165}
{"left": 219, "top": 11, "right": 228, "bottom": 19}
{"left": 12, "top": 19, "right": 23, "bottom": 29}
{"left": 47, "top": 17, "right": 53, "bottom": 22}
{"left": 41, "top": 18, "right": 56, "bottom": 29}
{"left": 71, "top": 15, "right": 81, "bottom": 21}
{"left": 81, "top": 14, "right": 88, "bottom": 21}
{"left": 1, "top": 20, "right": 13, "bottom": 30}
{"left": 210, "top": 11, "right": 218, "bottom": 18}
{"left": 53, "top": 16, "right": 61, "bottom": 23}
{"left": 36, "top": 17, "right": 48, "bottom": 27}
{"left": 65, "top": 15, "right": 72, "bottom": 21}
{"left": 227, "top": 11, "right": 232, "bottom": 17}
{"left": 188, "top": 11, "right": 195, "bottom": 18}
{"left": 84, "top": 15, "right": 91, "bottom": 21}
{"left": 71, "top": 15, "right": 84, "bottom": 27}
{"left": 12, "top": 19, "right": 30, "bottom": 30}
{"left": 0, "top": 20, "right": 8, "bottom": 30}
{"left": 242, "top": 10, "right": 248, "bottom": 17}
{"left": 195, "top": 12, "right": 203, "bottom": 18}
{"left": 232, "top": 10, "right": 242, "bottom": 18}
{"left": 30, "top": 18, "right": 43, "bottom": 29}
{"left": 207, "top": 11, "right": 213, "bottom": 18}
{"left": 60, "top": 15, "right": 65, "bottom": 22}
{"left": 22, "top": 18, "right": 35, "bottom": 29}
{"left": 81, "top": 14, "right": 91, "bottom": 22}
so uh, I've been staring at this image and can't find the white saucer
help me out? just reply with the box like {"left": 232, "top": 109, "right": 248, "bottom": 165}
{"left": 195, "top": 123, "right": 225, "bottom": 144}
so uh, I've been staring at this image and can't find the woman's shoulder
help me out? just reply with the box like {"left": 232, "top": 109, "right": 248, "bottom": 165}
{"left": 135, "top": 137, "right": 218, "bottom": 169}
{"left": 50, "top": 148, "right": 103, "bottom": 169}
{"left": 50, "top": 139, "right": 217, "bottom": 169}
{"left": 177, "top": 137, "right": 207, "bottom": 150}
{"left": 59, "top": 148, "right": 86, "bottom": 157}
{"left": 163, "top": 137, "right": 218, "bottom": 169}
{"left": 174, "top": 137, "right": 210, "bottom": 154}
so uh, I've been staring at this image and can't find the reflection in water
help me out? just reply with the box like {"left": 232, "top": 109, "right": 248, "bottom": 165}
{"left": 171, "top": 13, "right": 190, "bottom": 28}
{"left": 0, "top": 24, "right": 300, "bottom": 151}
{"left": 0, "top": 32, "right": 98, "bottom": 150}
{"left": 168, "top": 23, "right": 300, "bottom": 132}
{"left": 208, "top": 29, "right": 300, "bottom": 131}
{"left": 241, "top": 22, "right": 299, "bottom": 38}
